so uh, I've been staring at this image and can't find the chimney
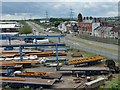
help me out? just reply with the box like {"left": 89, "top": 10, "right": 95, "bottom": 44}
{"left": 78, "top": 13, "right": 82, "bottom": 22}
{"left": 99, "top": 20, "right": 101, "bottom": 22}
{"left": 90, "top": 16, "right": 93, "bottom": 20}
{"left": 86, "top": 17, "right": 88, "bottom": 20}
{"left": 94, "top": 18, "right": 96, "bottom": 23}
{"left": 83, "top": 17, "right": 85, "bottom": 20}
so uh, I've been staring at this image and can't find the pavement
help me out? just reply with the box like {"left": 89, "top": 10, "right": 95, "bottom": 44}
{"left": 27, "top": 21, "right": 118, "bottom": 60}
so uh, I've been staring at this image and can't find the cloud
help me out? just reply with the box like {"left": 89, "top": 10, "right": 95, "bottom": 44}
{"left": 106, "top": 11, "right": 118, "bottom": 16}
{"left": 2, "top": 0, "right": 120, "bottom": 2}
{"left": 2, "top": 2, "right": 118, "bottom": 18}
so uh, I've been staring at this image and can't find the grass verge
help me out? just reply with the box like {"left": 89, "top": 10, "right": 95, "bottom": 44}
{"left": 67, "top": 38, "right": 118, "bottom": 53}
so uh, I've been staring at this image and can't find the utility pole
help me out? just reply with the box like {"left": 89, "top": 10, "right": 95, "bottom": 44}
{"left": 45, "top": 10, "right": 48, "bottom": 23}
{"left": 70, "top": 8, "right": 74, "bottom": 20}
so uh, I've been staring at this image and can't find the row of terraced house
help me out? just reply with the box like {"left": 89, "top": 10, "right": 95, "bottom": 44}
{"left": 58, "top": 13, "right": 119, "bottom": 39}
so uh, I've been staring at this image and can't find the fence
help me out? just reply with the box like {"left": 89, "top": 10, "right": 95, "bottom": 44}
{"left": 78, "top": 34, "right": 119, "bottom": 45}
{"left": 65, "top": 41, "right": 118, "bottom": 60}
{"left": 51, "top": 38, "right": 118, "bottom": 60}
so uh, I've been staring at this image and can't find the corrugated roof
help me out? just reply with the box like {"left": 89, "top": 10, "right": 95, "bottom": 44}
{"left": 0, "top": 22, "right": 17, "bottom": 24}
{"left": 0, "top": 24, "right": 19, "bottom": 28}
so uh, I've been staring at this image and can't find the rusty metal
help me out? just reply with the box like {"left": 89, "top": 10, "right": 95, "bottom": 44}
{"left": 0, "top": 77, "right": 26, "bottom": 81}
{"left": 15, "top": 71, "right": 48, "bottom": 77}
{"left": 1, "top": 61, "right": 39, "bottom": 66}
{"left": 68, "top": 56, "right": 104, "bottom": 65}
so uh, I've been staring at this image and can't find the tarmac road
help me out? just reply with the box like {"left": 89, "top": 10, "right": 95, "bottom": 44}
{"left": 27, "top": 21, "right": 118, "bottom": 60}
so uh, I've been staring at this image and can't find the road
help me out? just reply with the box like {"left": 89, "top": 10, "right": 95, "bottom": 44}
{"left": 27, "top": 21, "right": 118, "bottom": 60}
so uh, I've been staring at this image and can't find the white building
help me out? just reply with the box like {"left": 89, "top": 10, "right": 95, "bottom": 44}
{"left": 0, "top": 21, "right": 21, "bottom": 34}
{"left": 58, "top": 21, "right": 78, "bottom": 33}
{"left": 92, "top": 23, "right": 100, "bottom": 36}
{"left": 94, "top": 26, "right": 113, "bottom": 38}
{"left": 58, "top": 22, "right": 67, "bottom": 32}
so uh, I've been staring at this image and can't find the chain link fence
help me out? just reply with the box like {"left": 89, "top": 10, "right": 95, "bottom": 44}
{"left": 51, "top": 38, "right": 118, "bottom": 60}
{"left": 65, "top": 41, "right": 118, "bottom": 60}
{"left": 78, "top": 34, "right": 119, "bottom": 45}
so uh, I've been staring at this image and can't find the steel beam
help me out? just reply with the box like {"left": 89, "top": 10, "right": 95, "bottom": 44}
{"left": 7, "top": 35, "right": 64, "bottom": 45}
{"left": 1, "top": 44, "right": 65, "bottom": 47}
{"left": 58, "top": 37, "right": 60, "bottom": 43}
{"left": 56, "top": 44, "right": 58, "bottom": 64}
{"left": 10, "top": 35, "right": 64, "bottom": 39}
{"left": 1, "top": 44, "right": 65, "bottom": 61}
{"left": 19, "top": 46, "right": 23, "bottom": 61}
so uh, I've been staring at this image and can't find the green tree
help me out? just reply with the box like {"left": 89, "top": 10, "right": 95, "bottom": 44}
{"left": 19, "top": 21, "right": 32, "bottom": 35}
{"left": 54, "top": 22, "right": 60, "bottom": 27}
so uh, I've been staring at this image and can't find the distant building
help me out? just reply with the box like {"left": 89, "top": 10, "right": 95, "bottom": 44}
{"left": 58, "top": 21, "right": 78, "bottom": 33}
{"left": 110, "top": 26, "right": 119, "bottom": 39}
{"left": 40, "top": 19, "right": 49, "bottom": 23}
{"left": 0, "top": 21, "right": 21, "bottom": 34}
{"left": 78, "top": 13, "right": 100, "bottom": 36}
{"left": 94, "top": 27, "right": 113, "bottom": 38}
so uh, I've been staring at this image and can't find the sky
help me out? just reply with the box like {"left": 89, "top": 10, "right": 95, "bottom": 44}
{"left": 1, "top": 1, "right": 119, "bottom": 18}
{"left": 2, "top": 0, "right": 119, "bottom": 2}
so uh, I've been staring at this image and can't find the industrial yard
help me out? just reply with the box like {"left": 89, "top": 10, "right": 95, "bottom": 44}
{"left": 0, "top": 33, "right": 119, "bottom": 89}
{"left": 0, "top": 2, "right": 120, "bottom": 89}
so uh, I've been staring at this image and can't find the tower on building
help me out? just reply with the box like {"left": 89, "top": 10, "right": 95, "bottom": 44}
{"left": 78, "top": 13, "right": 82, "bottom": 33}
{"left": 78, "top": 13, "right": 82, "bottom": 22}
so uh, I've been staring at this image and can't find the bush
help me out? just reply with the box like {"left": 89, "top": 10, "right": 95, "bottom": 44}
{"left": 19, "top": 21, "right": 32, "bottom": 35}
{"left": 105, "top": 75, "right": 120, "bottom": 90}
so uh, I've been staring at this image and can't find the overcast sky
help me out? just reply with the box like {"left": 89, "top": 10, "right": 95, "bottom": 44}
{"left": 2, "top": 0, "right": 119, "bottom": 2}
{"left": 1, "top": 1, "right": 119, "bottom": 18}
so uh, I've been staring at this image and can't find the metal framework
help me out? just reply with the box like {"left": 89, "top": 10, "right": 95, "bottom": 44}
{"left": 7, "top": 35, "right": 64, "bottom": 44}
{"left": 2, "top": 61, "right": 39, "bottom": 65}
{"left": 59, "top": 67, "right": 110, "bottom": 75}
{"left": 67, "top": 56, "right": 104, "bottom": 65}
{"left": 14, "top": 71, "right": 48, "bottom": 77}
{"left": 1, "top": 44, "right": 65, "bottom": 62}
{"left": 1, "top": 77, "right": 55, "bottom": 87}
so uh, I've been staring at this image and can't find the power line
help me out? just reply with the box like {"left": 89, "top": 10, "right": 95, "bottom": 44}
{"left": 45, "top": 10, "right": 48, "bottom": 19}
{"left": 70, "top": 8, "right": 74, "bottom": 20}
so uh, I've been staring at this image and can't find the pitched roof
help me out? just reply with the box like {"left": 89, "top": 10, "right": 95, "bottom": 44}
{"left": 82, "top": 20, "right": 93, "bottom": 23}
{"left": 95, "top": 26, "right": 113, "bottom": 32}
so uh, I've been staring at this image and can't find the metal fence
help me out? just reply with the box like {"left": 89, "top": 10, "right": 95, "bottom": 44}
{"left": 65, "top": 41, "right": 118, "bottom": 60}
{"left": 51, "top": 38, "right": 118, "bottom": 60}
{"left": 78, "top": 34, "right": 119, "bottom": 45}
